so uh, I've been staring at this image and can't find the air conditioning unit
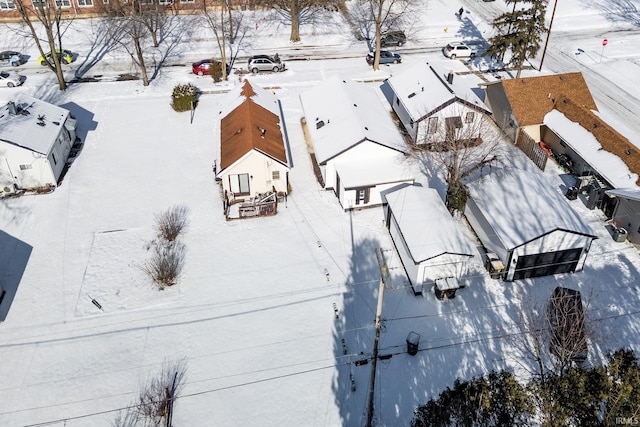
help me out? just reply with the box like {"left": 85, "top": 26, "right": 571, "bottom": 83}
{"left": 2, "top": 184, "right": 16, "bottom": 195}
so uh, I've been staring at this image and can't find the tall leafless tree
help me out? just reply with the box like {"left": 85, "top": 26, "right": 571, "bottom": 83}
{"left": 348, "top": 0, "right": 415, "bottom": 70}
{"left": 13, "top": 0, "right": 72, "bottom": 90}
{"left": 413, "top": 105, "right": 500, "bottom": 214}
{"left": 201, "top": 0, "right": 243, "bottom": 80}
{"left": 107, "top": 0, "right": 153, "bottom": 86}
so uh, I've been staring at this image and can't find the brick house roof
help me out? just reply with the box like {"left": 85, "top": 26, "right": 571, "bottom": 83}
{"left": 502, "top": 72, "right": 598, "bottom": 126}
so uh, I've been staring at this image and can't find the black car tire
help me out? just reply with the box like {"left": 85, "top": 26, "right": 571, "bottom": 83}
{"left": 393, "top": 59, "right": 398, "bottom": 64}
{"left": 7, "top": 82, "right": 14, "bottom": 88}
{"left": 197, "top": 71, "right": 204, "bottom": 76}
{"left": 450, "top": 54, "right": 456, "bottom": 59}
{"left": 40, "top": 60, "right": 48, "bottom": 66}
{"left": 397, "top": 41, "right": 404, "bottom": 47}
{"left": 272, "top": 66, "right": 280, "bottom": 72}
{"left": 252, "top": 67, "right": 259, "bottom": 74}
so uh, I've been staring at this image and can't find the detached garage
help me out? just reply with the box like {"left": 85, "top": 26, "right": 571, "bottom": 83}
{"left": 382, "top": 184, "right": 476, "bottom": 295}
{"left": 465, "top": 169, "right": 597, "bottom": 281}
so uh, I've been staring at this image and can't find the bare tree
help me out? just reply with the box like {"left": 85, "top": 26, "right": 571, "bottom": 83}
{"left": 413, "top": 106, "right": 500, "bottom": 214}
{"left": 138, "top": 0, "right": 170, "bottom": 48}
{"left": 155, "top": 205, "right": 189, "bottom": 242}
{"left": 13, "top": 0, "right": 72, "bottom": 90}
{"left": 506, "top": 288, "right": 597, "bottom": 427}
{"left": 201, "top": 0, "right": 243, "bottom": 80}
{"left": 107, "top": 0, "right": 154, "bottom": 86}
{"left": 348, "top": 0, "right": 415, "bottom": 70}
{"left": 137, "top": 358, "right": 187, "bottom": 426}
{"left": 259, "top": 0, "right": 339, "bottom": 43}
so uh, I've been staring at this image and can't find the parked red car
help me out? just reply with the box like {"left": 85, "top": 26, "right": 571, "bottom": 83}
{"left": 192, "top": 59, "right": 212, "bottom": 76}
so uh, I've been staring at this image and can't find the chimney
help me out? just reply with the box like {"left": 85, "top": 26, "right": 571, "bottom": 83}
{"left": 447, "top": 71, "right": 454, "bottom": 84}
{"left": 7, "top": 101, "right": 17, "bottom": 115}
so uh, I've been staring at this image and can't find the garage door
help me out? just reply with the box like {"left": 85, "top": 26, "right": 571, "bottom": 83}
{"left": 513, "top": 248, "right": 583, "bottom": 280}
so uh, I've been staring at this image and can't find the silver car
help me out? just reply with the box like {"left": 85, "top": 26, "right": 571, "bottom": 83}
{"left": 0, "top": 70, "right": 25, "bottom": 88}
{"left": 247, "top": 54, "right": 285, "bottom": 74}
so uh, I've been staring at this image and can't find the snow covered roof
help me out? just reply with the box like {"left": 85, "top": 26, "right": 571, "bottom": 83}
{"left": 383, "top": 184, "right": 475, "bottom": 262}
{"left": 334, "top": 154, "right": 413, "bottom": 188}
{"left": 299, "top": 76, "right": 408, "bottom": 165}
{"left": 500, "top": 72, "right": 597, "bottom": 126}
{"left": 467, "top": 168, "right": 596, "bottom": 250}
{"left": 546, "top": 97, "right": 640, "bottom": 187}
{"left": 606, "top": 187, "right": 640, "bottom": 202}
{"left": 0, "top": 94, "right": 70, "bottom": 155}
{"left": 217, "top": 79, "right": 280, "bottom": 118}
{"left": 386, "top": 62, "right": 490, "bottom": 122}
{"left": 544, "top": 109, "right": 639, "bottom": 188}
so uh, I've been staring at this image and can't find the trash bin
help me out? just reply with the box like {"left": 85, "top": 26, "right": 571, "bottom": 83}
{"left": 565, "top": 186, "right": 578, "bottom": 200}
{"left": 406, "top": 331, "right": 420, "bottom": 356}
{"left": 613, "top": 227, "right": 628, "bottom": 242}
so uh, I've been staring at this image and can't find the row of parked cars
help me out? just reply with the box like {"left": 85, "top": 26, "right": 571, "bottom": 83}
{"left": 0, "top": 49, "right": 77, "bottom": 88}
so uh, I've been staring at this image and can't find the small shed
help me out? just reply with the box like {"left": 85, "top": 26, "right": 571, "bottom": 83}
{"left": 465, "top": 169, "right": 597, "bottom": 281}
{"left": 386, "top": 62, "right": 490, "bottom": 145}
{"left": 382, "top": 184, "right": 476, "bottom": 295}
{"left": 0, "top": 95, "right": 77, "bottom": 194}
{"left": 216, "top": 80, "right": 290, "bottom": 204}
{"left": 299, "top": 76, "right": 413, "bottom": 210}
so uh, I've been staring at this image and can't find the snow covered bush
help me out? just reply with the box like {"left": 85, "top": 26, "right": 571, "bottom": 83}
{"left": 155, "top": 205, "right": 189, "bottom": 242}
{"left": 170, "top": 83, "right": 198, "bottom": 112}
{"left": 143, "top": 241, "right": 186, "bottom": 289}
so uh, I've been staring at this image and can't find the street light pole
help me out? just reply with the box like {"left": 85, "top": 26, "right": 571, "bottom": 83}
{"left": 539, "top": 0, "right": 558, "bottom": 71}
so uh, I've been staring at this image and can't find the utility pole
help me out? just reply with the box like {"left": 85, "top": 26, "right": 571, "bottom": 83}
{"left": 539, "top": 0, "right": 558, "bottom": 71}
{"left": 365, "top": 248, "right": 389, "bottom": 427}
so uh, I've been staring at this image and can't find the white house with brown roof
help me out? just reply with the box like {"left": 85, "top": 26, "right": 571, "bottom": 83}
{"left": 0, "top": 95, "right": 77, "bottom": 195}
{"left": 216, "top": 80, "right": 290, "bottom": 202}
{"left": 299, "top": 76, "right": 413, "bottom": 210}
{"left": 386, "top": 62, "right": 491, "bottom": 146}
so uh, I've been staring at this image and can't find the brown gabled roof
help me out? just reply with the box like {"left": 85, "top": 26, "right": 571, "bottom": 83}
{"left": 219, "top": 94, "right": 287, "bottom": 172}
{"left": 502, "top": 72, "right": 598, "bottom": 126}
{"left": 554, "top": 97, "right": 640, "bottom": 186}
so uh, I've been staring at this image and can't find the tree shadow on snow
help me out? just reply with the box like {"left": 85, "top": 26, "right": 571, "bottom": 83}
{"left": 0, "top": 230, "right": 32, "bottom": 322}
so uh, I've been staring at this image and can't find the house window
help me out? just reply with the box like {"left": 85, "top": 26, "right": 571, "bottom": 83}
{"left": 55, "top": 0, "right": 71, "bottom": 6}
{"left": 427, "top": 117, "right": 438, "bottom": 134}
{"left": 272, "top": 170, "right": 280, "bottom": 180}
{"left": 180, "top": 0, "right": 194, "bottom": 4}
{"left": 77, "top": 0, "right": 93, "bottom": 6}
{"left": 102, "top": 0, "right": 108, "bottom": 4}
{"left": 31, "top": 0, "right": 46, "bottom": 7}
{"left": 465, "top": 112, "right": 475, "bottom": 123}
{"left": 229, "top": 173, "right": 250, "bottom": 196}
{"left": 52, "top": 152, "right": 58, "bottom": 165}
{"left": 355, "top": 188, "right": 370, "bottom": 205}
{"left": 0, "top": 0, "right": 16, "bottom": 9}
{"left": 19, "top": 164, "right": 33, "bottom": 171}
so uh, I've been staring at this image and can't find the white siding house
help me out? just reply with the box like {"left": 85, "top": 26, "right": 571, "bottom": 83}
{"left": 0, "top": 95, "right": 77, "bottom": 194}
{"left": 299, "top": 76, "right": 413, "bottom": 210}
{"left": 382, "top": 184, "right": 476, "bottom": 295}
{"left": 465, "top": 168, "right": 597, "bottom": 281}
{"left": 386, "top": 62, "right": 490, "bottom": 145}
{"left": 216, "top": 80, "right": 290, "bottom": 202}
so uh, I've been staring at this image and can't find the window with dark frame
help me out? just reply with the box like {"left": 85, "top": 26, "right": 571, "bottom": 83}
{"left": 272, "top": 170, "right": 280, "bottom": 180}
{"left": 427, "top": 117, "right": 438, "bottom": 134}
{"left": 465, "top": 112, "right": 475, "bottom": 123}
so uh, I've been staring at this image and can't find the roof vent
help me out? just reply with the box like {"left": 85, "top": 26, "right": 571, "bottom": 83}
{"left": 7, "top": 101, "right": 17, "bottom": 115}
{"left": 447, "top": 71, "right": 454, "bottom": 84}
{"left": 626, "top": 149, "right": 632, "bottom": 155}
{"left": 408, "top": 92, "right": 416, "bottom": 99}
{"left": 316, "top": 120, "right": 325, "bottom": 129}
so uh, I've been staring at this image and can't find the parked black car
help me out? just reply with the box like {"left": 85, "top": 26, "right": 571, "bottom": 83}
{"left": 366, "top": 50, "right": 401, "bottom": 65}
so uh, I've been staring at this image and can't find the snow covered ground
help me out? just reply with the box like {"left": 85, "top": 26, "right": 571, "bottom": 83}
{"left": 1, "top": 0, "right": 640, "bottom": 425}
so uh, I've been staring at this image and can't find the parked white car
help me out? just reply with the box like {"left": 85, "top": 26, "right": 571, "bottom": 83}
{"left": 443, "top": 41, "right": 477, "bottom": 59}
{"left": 0, "top": 70, "right": 25, "bottom": 88}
